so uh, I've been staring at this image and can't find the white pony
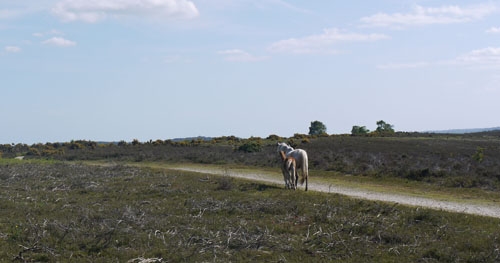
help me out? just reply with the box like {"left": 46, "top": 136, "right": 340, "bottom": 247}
{"left": 276, "top": 142, "right": 309, "bottom": 191}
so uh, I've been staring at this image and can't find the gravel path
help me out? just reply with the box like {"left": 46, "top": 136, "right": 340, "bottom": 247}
{"left": 172, "top": 166, "right": 500, "bottom": 219}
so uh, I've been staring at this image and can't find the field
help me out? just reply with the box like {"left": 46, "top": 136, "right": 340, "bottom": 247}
{"left": 1, "top": 160, "right": 500, "bottom": 262}
{"left": 2, "top": 132, "right": 500, "bottom": 261}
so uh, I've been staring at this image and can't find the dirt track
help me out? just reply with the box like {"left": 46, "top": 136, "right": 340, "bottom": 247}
{"left": 172, "top": 166, "right": 500, "bottom": 219}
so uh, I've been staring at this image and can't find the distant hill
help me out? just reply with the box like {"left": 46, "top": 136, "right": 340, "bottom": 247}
{"left": 426, "top": 127, "right": 500, "bottom": 134}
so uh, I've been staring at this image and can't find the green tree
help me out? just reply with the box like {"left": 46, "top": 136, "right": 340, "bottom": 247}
{"left": 375, "top": 120, "right": 395, "bottom": 134}
{"left": 309, "top": 120, "right": 327, "bottom": 135}
{"left": 351, "top": 125, "right": 370, "bottom": 136}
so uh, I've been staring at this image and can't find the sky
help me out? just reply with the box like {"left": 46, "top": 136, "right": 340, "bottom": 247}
{"left": 1, "top": 0, "right": 500, "bottom": 144}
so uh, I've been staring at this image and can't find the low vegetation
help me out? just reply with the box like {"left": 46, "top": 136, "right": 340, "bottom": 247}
{"left": 3, "top": 131, "right": 500, "bottom": 191}
{"left": 2, "top": 132, "right": 500, "bottom": 261}
{"left": 0, "top": 160, "right": 499, "bottom": 262}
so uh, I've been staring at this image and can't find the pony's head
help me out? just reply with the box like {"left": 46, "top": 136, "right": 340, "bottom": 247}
{"left": 276, "top": 142, "right": 294, "bottom": 154}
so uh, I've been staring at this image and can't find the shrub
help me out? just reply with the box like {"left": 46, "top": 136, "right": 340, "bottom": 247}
{"left": 216, "top": 173, "right": 234, "bottom": 191}
{"left": 472, "top": 147, "right": 485, "bottom": 163}
{"left": 238, "top": 141, "right": 262, "bottom": 153}
{"left": 351, "top": 125, "right": 370, "bottom": 136}
{"left": 266, "top": 134, "right": 282, "bottom": 141}
{"left": 27, "top": 147, "right": 41, "bottom": 156}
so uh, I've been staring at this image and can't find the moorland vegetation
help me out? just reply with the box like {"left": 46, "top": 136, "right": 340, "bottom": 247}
{"left": 0, "top": 160, "right": 499, "bottom": 262}
{"left": 2, "top": 128, "right": 500, "bottom": 261}
{"left": 2, "top": 130, "right": 500, "bottom": 191}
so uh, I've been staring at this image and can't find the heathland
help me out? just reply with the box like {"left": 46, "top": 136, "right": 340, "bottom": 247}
{"left": 1, "top": 131, "right": 500, "bottom": 261}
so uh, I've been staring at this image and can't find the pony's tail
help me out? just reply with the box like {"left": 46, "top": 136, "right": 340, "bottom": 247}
{"left": 300, "top": 153, "right": 309, "bottom": 191}
{"left": 285, "top": 159, "right": 294, "bottom": 171}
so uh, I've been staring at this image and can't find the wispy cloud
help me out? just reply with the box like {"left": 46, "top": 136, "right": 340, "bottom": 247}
{"left": 52, "top": 0, "right": 199, "bottom": 23}
{"left": 33, "top": 29, "right": 63, "bottom": 38}
{"left": 0, "top": 3, "right": 53, "bottom": 20}
{"left": 361, "top": 4, "right": 497, "bottom": 28}
{"left": 218, "top": 49, "right": 267, "bottom": 62}
{"left": 486, "top": 27, "right": 500, "bottom": 34}
{"left": 261, "top": 0, "right": 311, "bottom": 14}
{"left": 205, "top": 0, "right": 310, "bottom": 14}
{"left": 453, "top": 47, "right": 500, "bottom": 68}
{"left": 379, "top": 47, "right": 500, "bottom": 70}
{"left": 0, "top": 9, "right": 22, "bottom": 19}
{"left": 268, "top": 28, "right": 389, "bottom": 54}
{"left": 42, "top": 37, "right": 76, "bottom": 47}
{"left": 4, "top": 46, "right": 21, "bottom": 53}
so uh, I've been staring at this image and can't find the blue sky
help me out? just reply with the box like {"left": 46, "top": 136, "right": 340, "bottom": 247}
{"left": 1, "top": 0, "right": 500, "bottom": 144}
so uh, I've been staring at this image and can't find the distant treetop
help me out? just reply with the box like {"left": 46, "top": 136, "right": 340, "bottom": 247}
{"left": 309, "top": 121, "right": 327, "bottom": 135}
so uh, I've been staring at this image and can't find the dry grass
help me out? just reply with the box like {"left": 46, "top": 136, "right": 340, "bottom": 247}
{"left": 0, "top": 160, "right": 500, "bottom": 262}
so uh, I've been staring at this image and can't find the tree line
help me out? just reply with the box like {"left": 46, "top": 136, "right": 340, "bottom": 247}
{"left": 308, "top": 120, "right": 395, "bottom": 136}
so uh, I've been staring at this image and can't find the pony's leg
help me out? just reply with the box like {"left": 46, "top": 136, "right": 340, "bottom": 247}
{"left": 281, "top": 168, "right": 288, "bottom": 189}
{"left": 285, "top": 174, "right": 289, "bottom": 189}
{"left": 295, "top": 171, "right": 299, "bottom": 188}
{"left": 293, "top": 170, "right": 299, "bottom": 190}
{"left": 292, "top": 168, "right": 297, "bottom": 190}
{"left": 287, "top": 172, "right": 291, "bottom": 189}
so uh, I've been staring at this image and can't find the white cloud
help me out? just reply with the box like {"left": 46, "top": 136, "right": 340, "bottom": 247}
{"left": 5, "top": 46, "right": 21, "bottom": 53}
{"left": 361, "top": 4, "right": 497, "bottom": 28}
{"left": 486, "top": 27, "right": 500, "bottom": 34}
{"left": 268, "top": 28, "right": 389, "bottom": 54}
{"left": 454, "top": 47, "right": 500, "bottom": 68}
{"left": 52, "top": 0, "right": 199, "bottom": 23}
{"left": 42, "top": 37, "right": 76, "bottom": 47}
{"left": 33, "top": 29, "right": 63, "bottom": 38}
{"left": 218, "top": 49, "right": 267, "bottom": 62}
